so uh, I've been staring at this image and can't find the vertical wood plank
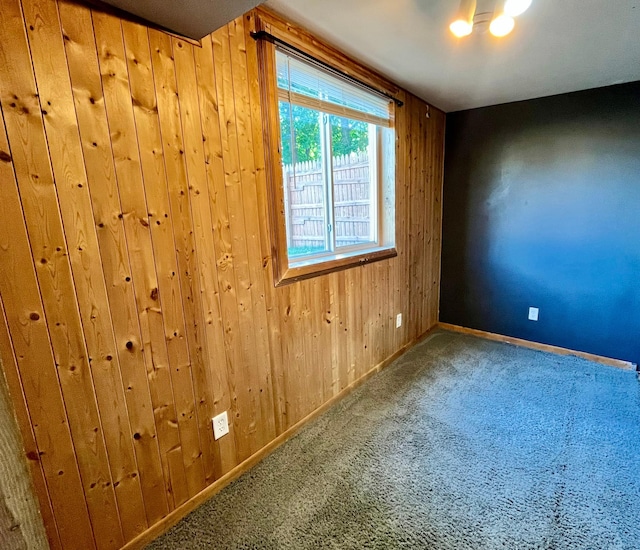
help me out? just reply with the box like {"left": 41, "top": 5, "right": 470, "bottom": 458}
{"left": 409, "top": 95, "right": 423, "bottom": 341}
{"left": 243, "top": 13, "right": 285, "bottom": 436}
{"left": 345, "top": 268, "right": 357, "bottom": 386}
{"left": 211, "top": 23, "right": 267, "bottom": 460}
{"left": 417, "top": 99, "right": 428, "bottom": 336}
{"left": 275, "top": 285, "right": 293, "bottom": 430}
{"left": 192, "top": 32, "right": 241, "bottom": 475}
{"left": 424, "top": 108, "right": 436, "bottom": 328}
{"left": 432, "top": 109, "right": 445, "bottom": 325}
{"left": 336, "top": 271, "right": 349, "bottom": 392}
{"left": 227, "top": 17, "right": 277, "bottom": 451}
{"left": 400, "top": 94, "right": 413, "bottom": 346}
{"left": 171, "top": 32, "right": 232, "bottom": 485}
{"left": 0, "top": 2, "right": 122, "bottom": 547}
{"left": 290, "top": 283, "right": 305, "bottom": 420}
{"left": 0, "top": 110, "right": 64, "bottom": 550}
{"left": 0, "top": 306, "right": 50, "bottom": 550}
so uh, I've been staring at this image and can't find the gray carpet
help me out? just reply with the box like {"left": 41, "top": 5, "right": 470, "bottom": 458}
{"left": 147, "top": 330, "right": 640, "bottom": 549}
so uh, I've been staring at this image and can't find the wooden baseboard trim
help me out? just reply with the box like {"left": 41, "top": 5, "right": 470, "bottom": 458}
{"left": 121, "top": 325, "right": 438, "bottom": 550}
{"left": 438, "top": 323, "right": 637, "bottom": 371}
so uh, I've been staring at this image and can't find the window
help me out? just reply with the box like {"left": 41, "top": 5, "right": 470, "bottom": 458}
{"left": 260, "top": 42, "right": 397, "bottom": 285}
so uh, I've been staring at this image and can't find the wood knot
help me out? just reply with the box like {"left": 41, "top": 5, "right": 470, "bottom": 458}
{"left": 150, "top": 288, "right": 159, "bottom": 301}
{"left": 26, "top": 451, "right": 39, "bottom": 461}
{"left": 29, "top": 312, "right": 40, "bottom": 321}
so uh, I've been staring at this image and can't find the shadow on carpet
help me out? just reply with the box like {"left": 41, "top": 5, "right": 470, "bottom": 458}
{"left": 147, "top": 330, "right": 640, "bottom": 549}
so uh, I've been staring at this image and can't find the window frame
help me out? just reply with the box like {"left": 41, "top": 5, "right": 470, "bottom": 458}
{"left": 255, "top": 11, "right": 399, "bottom": 286}
{"left": 281, "top": 109, "right": 383, "bottom": 264}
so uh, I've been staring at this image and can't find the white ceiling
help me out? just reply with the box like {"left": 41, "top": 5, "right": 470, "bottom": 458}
{"left": 100, "top": 0, "right": 263, "bottom": 39}
{"left": 265, "top": 0, "right": 640, "bottom": 112}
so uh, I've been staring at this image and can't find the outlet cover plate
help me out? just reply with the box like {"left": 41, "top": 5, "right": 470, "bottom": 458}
{"left": 212, "top": 411, "right": 229, "bottom": 440}
{"left": 396, "top": 313, "right": 402, "bottom": 328}
{"left": 528, "top": 307, "right": 539, "bottom": 321}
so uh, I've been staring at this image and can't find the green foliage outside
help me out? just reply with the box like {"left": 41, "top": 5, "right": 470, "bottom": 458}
{"left": 279, "top": 102, "right": 369, "bottom": 165}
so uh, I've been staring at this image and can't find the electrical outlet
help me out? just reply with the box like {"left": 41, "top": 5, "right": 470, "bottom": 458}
{"left": 528, "top": 307, "right": 539, "bottom": 321}
{"left": 212, "top": 411, "right": 229, "bottom": 440}
{"left": 396, "top": 313, "right": 402, "bottom": 328}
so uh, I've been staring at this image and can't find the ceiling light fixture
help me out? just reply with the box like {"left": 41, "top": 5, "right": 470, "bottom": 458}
{"left": 504, "top": 0, "right": 532, "bottom": 17}
{"left": 489, "top": 13, "right": 515, "bottom": 36}
{"left": 450, "top": 0, "right": 531, "bottom": 39}
{"left": 449, "top": 0, "right": 477, "bottom": 38}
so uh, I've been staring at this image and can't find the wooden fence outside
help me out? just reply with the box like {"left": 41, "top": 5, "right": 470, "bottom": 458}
{"left": 283, "top": 151, "right": 374, "bottom": 252}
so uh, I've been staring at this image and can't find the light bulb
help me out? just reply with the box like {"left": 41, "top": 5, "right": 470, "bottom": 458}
{"left": 450, "top": 0, "right": 476, "bottom": 37}
{"left": 490, "top": 14, "right": 515, "bottom": 37}
{"left": 450, "top": 19, "right": 474, "bottom": 37}
{"left": 504, "top": 0, "right": 532, "bottom": 17}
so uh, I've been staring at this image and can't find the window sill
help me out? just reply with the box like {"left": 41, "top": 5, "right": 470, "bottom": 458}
{"left": 274, "top": 246, "right": 397, "bottom": 286}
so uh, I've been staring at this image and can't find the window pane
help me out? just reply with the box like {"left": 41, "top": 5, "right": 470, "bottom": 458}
{"left": 279, "top": 102, "right": 330, "bottom": 259}
{"left": 330, "top": 115, "right": 377, "bottom": 249}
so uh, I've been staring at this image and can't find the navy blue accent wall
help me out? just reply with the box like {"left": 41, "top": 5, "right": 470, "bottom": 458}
{"left": 440, "top": 82, "right": 640, "bottom": 364}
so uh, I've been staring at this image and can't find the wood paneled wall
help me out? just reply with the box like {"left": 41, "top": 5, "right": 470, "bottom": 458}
{"left": 0, "top": 355, "right": 49, "bottom": 550}
{"left": 0, "top": 0, "right": 445, "bottom": 548}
